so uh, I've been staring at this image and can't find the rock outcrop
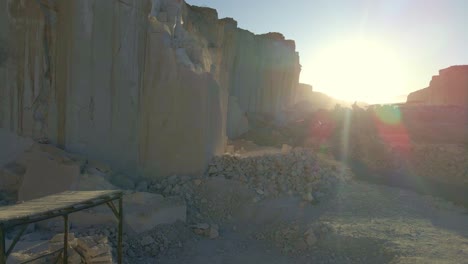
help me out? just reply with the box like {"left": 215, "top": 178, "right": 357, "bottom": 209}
{"left": 0, "top": 0, "right": 301, "bottom": 178}
{"left": 407, "top": 65, "right": 468, "bottom": 106}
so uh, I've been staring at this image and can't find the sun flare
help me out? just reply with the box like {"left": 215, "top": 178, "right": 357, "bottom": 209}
{"left": 311, "top": 38, "right": 408, "bottom": 104}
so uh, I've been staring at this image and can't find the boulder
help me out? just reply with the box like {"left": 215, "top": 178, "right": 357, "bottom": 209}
{"left": 0, "top": 162, "right": 26, "bottom": 192}
{"left": 70, "top": 192, "right": 186, "bottom": 234}
{"left": 17, "top": 145, "right": 81, "bottom": 201}
{"left": 109, "top": 173, "right": 136, "bottom": 190}
{"left": 123, "top": 192, "right": 186, "bottom": 234}
{"left": 76, "top": 173, "right": 118, "bottom": 191}
{"left": 75, "top": 236, "right": 112, "bottom": 264}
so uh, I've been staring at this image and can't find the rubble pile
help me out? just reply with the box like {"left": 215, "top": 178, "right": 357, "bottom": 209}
{"left": 146, "top": 147, "right": 350, "bottom": 224}
{"left": 205, "top": 148, "right": 351, "bottom": 202}
{"left": 143, "top": 147, "right": 352, "bottom": 228}
{"left": 10, "top": 233, "right": 114, "bottom": 264}
{"left": 77, "top": 221, "right": 195, "bottom": 261}
{"left": 148, "top": 175, "right": 254, "bottom": 223}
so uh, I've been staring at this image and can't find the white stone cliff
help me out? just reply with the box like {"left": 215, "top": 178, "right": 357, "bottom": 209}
{"left": 0, "top": 0, "right": 301, "bottom": 178}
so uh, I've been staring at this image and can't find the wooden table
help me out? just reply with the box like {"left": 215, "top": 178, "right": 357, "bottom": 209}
{"left": 0, "top": 190, "right": 123, "bottom": 264}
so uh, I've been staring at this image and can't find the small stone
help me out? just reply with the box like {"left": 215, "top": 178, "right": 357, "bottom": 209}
{"left": 193, "top": 223, "right": 210, "bottom": 230}
{"left": 194, "top": 179, "right": 202, "bottom": 186}
{"left": 168, "top": 175, "right": 179, "bottom": 184}
{"left": 163, "top": 185, "right": 172, "bottom": 194}
{"left": 208, "top": 166, "right": 218, "bottom": 174}
{"left": 281, "top": 144, "right": 293, "bottom": 154}
{"left": 193, "top": 229, "right": 205, "bottom": 236}
{"left": 304, "top": 230, "right": 317, "bottom": 247}
{"left": 209, "top": 226, "right": 219, "bottom": 239}
{"left": 302, "top": 192, "right": 314, "bottom": 202}
{"left": 314, "top": 191, "right": 324, "bottom": 199}
{"left": 140, "top": 235, "right": 155, "bottom": 246}
{"left": 136, "top": 181, "right": 148, "bottom": 192}
{"left": 172, "top": 184, "right": 181, "bottom": 193}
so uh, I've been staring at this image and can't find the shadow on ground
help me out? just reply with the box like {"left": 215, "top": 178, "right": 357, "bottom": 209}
{"left": 348, "top": 159, "right": 468, "bottom": 208}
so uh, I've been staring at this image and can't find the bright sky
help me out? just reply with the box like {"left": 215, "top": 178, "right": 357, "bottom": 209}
{"left": 185, "top": 0, "right": 468, "bottom": 104}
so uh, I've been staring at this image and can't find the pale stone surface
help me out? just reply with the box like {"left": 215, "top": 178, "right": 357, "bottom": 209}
{"left": 0, "top": 162, "right": 25, "bottom": 192}
{"left": 0, "top": 0, "right": 300, "bottom": 179}
{"left": 17, "top": 145, "right": 81, "bottom": 201}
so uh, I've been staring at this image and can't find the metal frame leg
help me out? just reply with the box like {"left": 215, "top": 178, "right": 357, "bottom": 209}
{"left": 118, "top": 197, "right": 123, "bottom": 264}
{"left": 6, "top": 224, "right": 28, "bottom": 257}
{"left": 0, "top": 226, "right": 5, "bottom": 264}
{"left": 63, "top": 215, "right": 68, "bottom": 264}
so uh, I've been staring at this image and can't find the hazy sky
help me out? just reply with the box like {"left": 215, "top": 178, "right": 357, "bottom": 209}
{"left": 185, "top": 0, "right": 468, "bottom": 103}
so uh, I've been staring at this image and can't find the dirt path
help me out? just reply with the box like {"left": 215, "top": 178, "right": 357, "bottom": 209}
{"left": 157, "top": 180, "right": 468, "bottom": 264}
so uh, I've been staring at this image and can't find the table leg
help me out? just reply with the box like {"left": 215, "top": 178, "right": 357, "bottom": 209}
{"left": 118, "top": 197, "right": 123, "bottom": 264}
{"left": 63, "top": 215, "right": 68, "bottom": 264}
{"left": 0, "top": 226, "right": 5, "bottom": 264}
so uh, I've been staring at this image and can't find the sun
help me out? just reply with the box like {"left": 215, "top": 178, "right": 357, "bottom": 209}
{"left": 310, "top": 37, "right": 408, "bottom": 104}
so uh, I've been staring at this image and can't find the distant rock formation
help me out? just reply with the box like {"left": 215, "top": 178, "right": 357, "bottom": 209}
{"left": 407, "top": 65, "right": 468, "bottom": 106}
{"left": 0, "top": 0, "right": 301, "bottom": 178}
{"left": 293, "top": 83, "right": 314, "bottom": 104}
{"left": 291, "top": 84, "right": 366, "bottom": 112}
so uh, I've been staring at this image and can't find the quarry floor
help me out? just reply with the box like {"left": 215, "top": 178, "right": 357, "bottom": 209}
{"left": 5, "top": 144, "right": 468, "bottom": 264}
{"left": 153, "top": 179, "right": 468, "bottom": 264}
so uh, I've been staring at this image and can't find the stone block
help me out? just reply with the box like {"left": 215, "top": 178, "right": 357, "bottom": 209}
{"left": 123, "top": 192, "right": 186, "bottom": 234}
{"left": 17, "top": 145, "right": 81, "bottom": 201}
{"left": 0, "top": 162, "right": 25, "bottom": 192}
{"left": 70, "top": 192, "right": 186, "bottom": 234}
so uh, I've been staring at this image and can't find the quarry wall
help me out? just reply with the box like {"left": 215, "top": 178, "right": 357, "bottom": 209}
{"left": 0, "top": 0, "right": 301, "bottom": 178}
{"left": 407, "top": 65, "right": 468, "bottom": 106}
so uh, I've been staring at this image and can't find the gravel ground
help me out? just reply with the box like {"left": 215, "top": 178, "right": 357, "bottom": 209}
{"left": 155, "top": 180, "right": 468, "bottom": 264}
